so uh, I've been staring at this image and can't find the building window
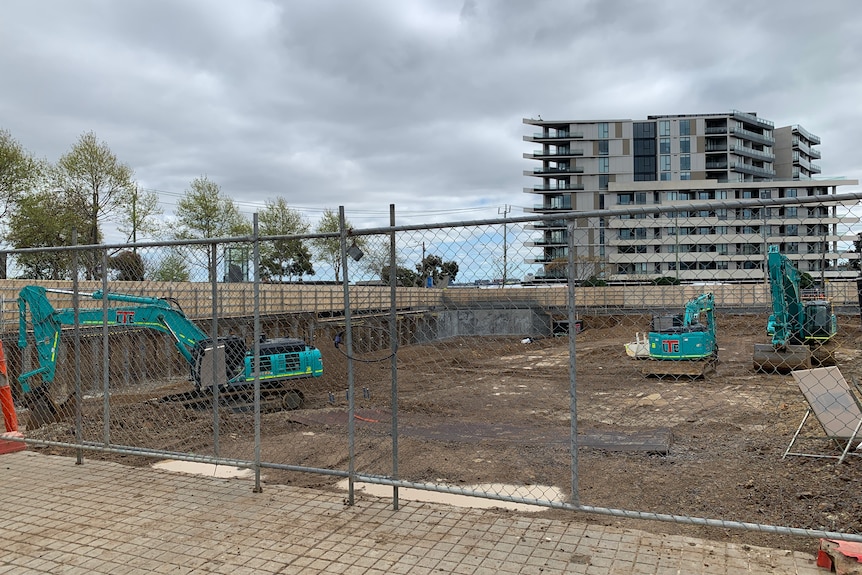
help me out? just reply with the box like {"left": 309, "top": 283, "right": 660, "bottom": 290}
{"left": 598, "top": 140, "right": 608, "bottom": 155}
{"left": 660, "top": 172, "right": 671, "bottom": 181}
{"left": 680, "top": 137, "right": 690, "bottom": 153}
{"left": 660, "top": 155, "right": 671, "bottom": 171}
{"left": 660, "top": 138, "right": 670, "bottom": 154}
{"left": 680, "top": 172, "right": 691, "bottom": 180}
{"left": 785, "top": 206, "right": 797, "bottom": 217}
{"left": 659, "top": 120, "right": 670, "bottom": 136}
{"left": 598, "top": 122, "right": 609, "bottom": 139}
{"left": 680, "top": 155, "right": 691, "bottom": 170}
{"left": 599, "top": 157, "right": 609, "bottom": 173}
{"left": 599, "top": 175, "right": 609, "bottom": 190}
{"left": 679, "top": 119, "right": 691, "bottom": 136}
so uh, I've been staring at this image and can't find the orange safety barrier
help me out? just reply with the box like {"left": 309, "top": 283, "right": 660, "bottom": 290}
{"left": 0, "top": 341, "right": 25, "bottom": 454}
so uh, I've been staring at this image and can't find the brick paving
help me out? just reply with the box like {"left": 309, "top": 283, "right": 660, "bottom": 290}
{"left": 0, "top": 450, "right": 824, "bottom": 574}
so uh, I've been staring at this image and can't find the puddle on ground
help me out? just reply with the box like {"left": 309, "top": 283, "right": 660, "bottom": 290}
{"left": 336, "top": 479, "right": 564, "bottom": 512}
{"left": 152, "top": 460, "right": 254, "bottom": 479}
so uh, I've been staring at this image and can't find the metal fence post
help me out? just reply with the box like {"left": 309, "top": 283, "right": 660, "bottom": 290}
{"left": 339, "top": 206, "right": 357, "bottom": 506}
{"left": 567, "top": 217, "right": 579, "bottom": 504}
{"left": 210, "top": 242, "right": 220, "bottom": 457}
{"left": 72, "top": 230, "right": 83, "bottom": 465}
{"left": 389, "top": 204, "right": 399, "bottom": 510}
{"left": 253, "top": 215, "right": 263, "bottom": 493}
{"left": 102, "top": 249, "right": 110, "bottom": 446}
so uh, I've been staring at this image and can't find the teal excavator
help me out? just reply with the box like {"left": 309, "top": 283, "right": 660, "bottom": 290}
{"left": 641, "top": 292, "right": 718, "bottom": 377}
{"left": 753, "top": 246, "right": 837, "bottom": 373}
{"left": 17, "top": 285, "right": 323, "bottom": 426}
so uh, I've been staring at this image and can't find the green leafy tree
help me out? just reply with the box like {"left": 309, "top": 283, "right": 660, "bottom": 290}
{"left": 175, "top": 176, "right": 251, "bottom": 239}
{"left": 6, "top": 190, "right": 87, "bottom": 279}
{"left": 175, "top": 176, "right": 251, "bottom": 281}
{"left": 312, "top": 208, "right": 366, "bottom": 282}
{"left": 150, "top": 249, "right": 190, "bottom": 282}
{"left": 0, "top": 129, "right": 43, "bottom": 224}
{"left": 118, "top": 185, "right": 163, "bottom": 244}
{"left": 381, "top": 265, "right": 418, "bottom": 287}
{"left": 360, "top": 242, "right": 408, "bottom": 284}
{"left": 259, "top": 197, "right": 314, "bottom": 282}
{"left": 416, "top": 254, "right": 459, "bottom": 286}
{"left": 54, "top": 131, "right": 135, "bottom": 278}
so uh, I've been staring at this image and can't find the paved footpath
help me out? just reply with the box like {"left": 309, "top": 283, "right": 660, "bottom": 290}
{"left": 0, "top": 450, "right": 825, "bottom": 574}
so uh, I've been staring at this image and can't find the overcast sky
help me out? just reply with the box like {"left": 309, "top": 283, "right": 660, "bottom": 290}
{"left": 2, "top": 0, "right": 861, "bottom": 233}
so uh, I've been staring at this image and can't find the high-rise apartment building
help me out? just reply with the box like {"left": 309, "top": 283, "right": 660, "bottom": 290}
{"left": 522, "top": 111, "right": 857, "bottom": 283}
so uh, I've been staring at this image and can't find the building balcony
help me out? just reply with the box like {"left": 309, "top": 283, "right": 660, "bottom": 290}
{"left": 792, "top": 138, "right": 821, "bottom": 159}
{"left": 706, "top": 161, "right": 729, "bottom": 170}
{"left": 532, "top": 201, "right": 573, "bottom": 211}
{"left": 526, "top": 253, "right": 569, "bottom": 264}
{"left": 731, "top": 110, "right": 775, "bottom": 130}
{"left": 524, "top": 184, "right": 585, "bottom": 192}
{"left": 730, "top": 162, "right": 776, "bottom": 178}
{"left": 810, "top": 162, "right": 822, "bottom": 174}
{"left": 705, "top": 144, "right": 728, "bottom": 152}
{"left": 525, "top": 148, "right": 585, "bottom": 159}
{"left": 792, "top": 124, "right": 821, "bottom": 145}
{"left": 524, "top": 131, "right": 584, "bottom": 141}
{"left": 525, "top": 237, "right": 568, "bottom": 247}
{"left": 705, "top": 126, "right": 728, "bottom": 135}
{"left": 730, "top": 144, "right": 775, "bottom": 162}
{"left": 731, "top": 126, "right": 775, "bottom": 145}
{"left": 529, "top": 219, "right": 568, "bottom": 229}
{"left": 526, "top": 166, "right": 585, "bottom": 176}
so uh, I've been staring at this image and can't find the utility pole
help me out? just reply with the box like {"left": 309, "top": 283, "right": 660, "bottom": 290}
{"left": 498, "top": 205, "right": 510, "bottom": 287}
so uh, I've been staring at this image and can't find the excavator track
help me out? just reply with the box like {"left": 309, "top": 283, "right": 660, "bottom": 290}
{"left": 157, "top": 382, "right": 305, "bottom": 413}
{"left": 753, "top": 341, "right": 837, "bottom": 374}
{"left": 641, "top": 354, "right": 718, "bottom": 379}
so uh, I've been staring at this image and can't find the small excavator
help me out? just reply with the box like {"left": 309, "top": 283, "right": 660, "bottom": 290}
{"left": 752, "top": 246, "right": 837, "bottom": 373}
{"left": 638, "top": 292, "right": 719, "bottom": 378}
{"left": 17, "top": 285, "right": 323, "bottom": 426}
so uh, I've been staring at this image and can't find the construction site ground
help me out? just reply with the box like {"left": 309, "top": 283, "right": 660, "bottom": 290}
{"left": 24, "top": 312, "right": 862, "bottom": 555}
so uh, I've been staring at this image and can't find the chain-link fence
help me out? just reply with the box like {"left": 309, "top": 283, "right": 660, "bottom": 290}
{"left": 3, "top": 195, "right": 862, "bottom": 544}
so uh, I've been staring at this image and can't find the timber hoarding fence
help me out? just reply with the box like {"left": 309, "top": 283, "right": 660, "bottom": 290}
{"left": 1, "top": 194, "right": 862, "bottom": 544}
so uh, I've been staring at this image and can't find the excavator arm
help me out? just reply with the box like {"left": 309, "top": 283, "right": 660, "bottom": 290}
{"left": 754, "top": 246, "right": 837, "bottom": 372}
{"left": 765, "top": 247, "right": 803, "bottom": 350}
{"left": 17, "top": 285, "right": 322, "bottom": 426}
{"left": 17, "top": 285, "right": 214, "bottom": 419}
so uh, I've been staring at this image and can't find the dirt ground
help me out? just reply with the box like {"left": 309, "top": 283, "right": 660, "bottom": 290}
{"left": 25, "top": 312, "right": 862, "bottom": 554}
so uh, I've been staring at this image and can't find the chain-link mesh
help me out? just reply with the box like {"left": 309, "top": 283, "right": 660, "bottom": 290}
{"left": 2, "top": 194, "right": 862, "bottom": 542}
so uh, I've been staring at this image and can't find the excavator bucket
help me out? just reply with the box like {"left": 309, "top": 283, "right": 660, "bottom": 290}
{"left": 752, "top": 343, "right": 811, "bottom": 373}
{"left": 22, "top": 386, "right": 63, "bottom": 429}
